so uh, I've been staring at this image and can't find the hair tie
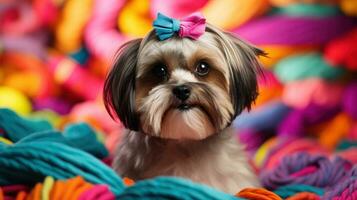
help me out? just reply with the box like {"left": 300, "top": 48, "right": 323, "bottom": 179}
{"left": 153, "top": 12, "right": 206, "bottom": 41}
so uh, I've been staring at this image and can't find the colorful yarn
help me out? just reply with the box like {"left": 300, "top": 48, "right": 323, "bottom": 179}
{"left": 237, "top": 188, "right": 282, "bottom": 200}
{"left": 274, "top": 53, "right": 345, "bottom": 83}
{"left": 117, "top": 177, "right": 241, "bottom": 200}
{"left": 278, "top": 103, "right": 340, "bottom": 138}
{"left": 261, "top": 152, "right": 351, "bottom": 190}
{"left": 273, "top": 184, "right": 324, "bottom": 199}
{"left": 322, "top": 166, "right": 357, "bottom": 199}
{"left": 269, "top": 0, "right": 339, "bottom": 7}
{"left": 286, "top": 192, "right": 320, "bottom": 200}
{"left": 342, "top": 82, "right": 357, "bottom": 119}
{"left": 234, "top": 15, "right": 356, "bottom": 45}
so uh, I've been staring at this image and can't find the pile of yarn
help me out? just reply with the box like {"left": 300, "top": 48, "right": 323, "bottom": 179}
{"left": 1, "top": 0, "right": 357, "bottom": 199}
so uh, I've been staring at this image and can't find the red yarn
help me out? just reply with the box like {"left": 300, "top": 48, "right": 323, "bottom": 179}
{"left": 324, "top": 28, "right": 357, "bottom": 71}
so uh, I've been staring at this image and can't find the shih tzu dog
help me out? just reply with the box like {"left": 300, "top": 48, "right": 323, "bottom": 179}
{"left": 104, "top": 13, "right": 265, "bottom": 194}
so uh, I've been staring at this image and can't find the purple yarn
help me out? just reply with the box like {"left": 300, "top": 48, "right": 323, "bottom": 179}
{"left": 323, "top": 166, "right": 357, "bottom": 199}
{"left": 343, "top": 82, "right": 357, "bottom": 120}
{"left": 260, "top": 152, "right": 351, "bottom": 190}
{"left": 278, "top": 103, "right": 340, "bottom": 138}
{"left": 238, "top": 129, "right": 266, "bottom": 153}
{"left": 33, "top": 98, "right": 72, "bottom": 115}
{"left": 233, "top": 15, "right": 356, "bottom": 45}
{"left": 0, "top": 35, "right": 47, "bottom": 59}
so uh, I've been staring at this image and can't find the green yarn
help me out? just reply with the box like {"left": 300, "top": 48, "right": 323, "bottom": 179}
{"left": 271, "top": 4, "right": 340, "bottom": 17}
{"left": 274, "top": 184, "right": 324, "bottom": 199}
{"left": 274, "top": 52, "right": 345, "bottom": 83}
{"left": 337, "top": 140, "right": 357, "bottom": 150}
{"left": 118, "top": 176, "right": 242, "bottom": 200}
{"left": 0, "top": 108, "right": 53, "bottom": 142}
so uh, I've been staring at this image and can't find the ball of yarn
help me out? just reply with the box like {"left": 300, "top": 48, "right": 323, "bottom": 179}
{"left": 282, "top": 79, "right": 344, "bottom": 109}
{"left": 261, "top": 152, "right": 351, "bottom": 190}
{"left": 234, "top": 15, "right": 356, "bottom": 45}
{"left": 33, "top": 97, "right": 72, "bottom": 115}
{"left": 322, "top": 166, "right": 357, "bottom": 199}
{"left": 274, "top": 53, "right": 345, "bottom": 83}
{"left": 324, "top": 28, "right": 357, "bottom": 71}
{"left": 0, "top": 87, "right": 32, "bottom": 116}
{"left": 342, "top": 82, "right": 357, "bottom": 119}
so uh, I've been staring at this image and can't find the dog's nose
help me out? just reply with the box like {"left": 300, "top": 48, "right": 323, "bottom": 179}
{"left": 172, "top": 85, "right": 190, "bottom": 101}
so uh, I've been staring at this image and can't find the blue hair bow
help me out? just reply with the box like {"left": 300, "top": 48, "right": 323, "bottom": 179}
{"left": 153, "top": 13, "right": 181, "bottom": 41}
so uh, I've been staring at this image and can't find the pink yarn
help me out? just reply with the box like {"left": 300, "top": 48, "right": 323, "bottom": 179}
{"left": 84, "top": 0, "right": 128, "bottom": 61}
{"left": 282, "top": 79, "right": 344, "bottom": 109}
{"left": 150, "top": 0, "right": 207, "bottom": 19}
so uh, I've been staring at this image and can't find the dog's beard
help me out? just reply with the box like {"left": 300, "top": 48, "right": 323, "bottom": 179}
{"left": 138, "top": 83, "right": 233, "bottom": 140}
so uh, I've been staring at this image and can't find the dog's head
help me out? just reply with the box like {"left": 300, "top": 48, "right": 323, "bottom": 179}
{"left": 104, "top": 23, "right": 264, "bottom": 140}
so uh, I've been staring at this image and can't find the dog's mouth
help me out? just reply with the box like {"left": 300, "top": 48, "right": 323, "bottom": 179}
{"left": 177, "top": 103, "right": 192, "bottom": 111}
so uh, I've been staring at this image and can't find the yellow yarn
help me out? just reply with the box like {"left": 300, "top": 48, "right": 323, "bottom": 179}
{"left": 202, "top": 0, "right": 270, "bottom": 30}
{"left": 340, "top": 0, "right": 357, "bottom": 16}
{"left": 0, "top": 137, "right": 13, "bottom": 145}
{"left": 117, "top": 0, "right": 152, "bottom": 37}
{"left": 0, "top": 86, "right": 32, "bottom": 116}
{"left": 56, "top": 0, "right": 93, "bottom": 53}
{"left": 254, "top": 138, "right": 277, "bottom": 167}
{"left": 42, "top": 176, "right": 55, "bottom": 200}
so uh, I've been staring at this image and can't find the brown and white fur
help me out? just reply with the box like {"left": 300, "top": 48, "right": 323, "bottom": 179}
{"left": 103, "top": 24, "right": 265, "bottom": 194}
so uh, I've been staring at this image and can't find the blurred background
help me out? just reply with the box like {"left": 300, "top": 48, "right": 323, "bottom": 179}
{"left": 0, "top": 0, "right": 356, "bottom": 162}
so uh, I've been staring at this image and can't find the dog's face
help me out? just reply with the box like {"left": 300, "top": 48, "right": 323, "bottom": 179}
{"left": 104, "top": 24, "right": 264, "bottom": 140}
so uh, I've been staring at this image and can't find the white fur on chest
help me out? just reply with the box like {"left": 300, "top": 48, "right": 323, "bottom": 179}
{"left": 113, "top": 127, "right": 260, "bottom": 194}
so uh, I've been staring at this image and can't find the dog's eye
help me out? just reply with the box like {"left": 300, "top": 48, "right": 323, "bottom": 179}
{"left": 152, "top": 65, "right": 168, "bottom": 78}
{"left": 195, "top": 62, "right": 210, "bottom": 76}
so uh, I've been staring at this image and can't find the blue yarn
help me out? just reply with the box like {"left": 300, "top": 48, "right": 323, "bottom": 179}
{"left": 118, "top": 176, "right": 243, "bottom": 200}
{"left": 233, "top": 101, "right": 291, "bottom": 131}
{"left": 69, "top": 47, "right": 89, "bottom": 65}
{"left": 0, "top": 108, "right": 53, "bottom": 142}
{"left": 0, "top": 141, "right": 124, "bottom": 195}
{"left": 274, "top": 184, "right": 324, "bottom": 199}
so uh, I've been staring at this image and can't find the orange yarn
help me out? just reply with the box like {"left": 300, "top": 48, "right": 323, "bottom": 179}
{"left": 50, "top": 180, "right": 66, "bottom": 200}
{"left": 27, "top": 183, "right": 43, "bottom": 200}
{"left": 317, "top": 113, "right": 352, "bottom": 150}
{"left": 49, "top": 177, "right": 93, "bottom": 200}
{"left": 259, "top": 45, "right": 317, "bottom": 68}
{"left": 123, "top": 177, "right": 135, "bottom": 186}
{"left": 15, "top": 191, "right": 27, "bottom": 200}
{"left": 0, "top": 187, "right": 3, "bottom": 200}
{"left": 236, "top": 188, "right": 282, "bottom": 200}
{"left": 286, "top": 192, "right": 320, "bottom": 200}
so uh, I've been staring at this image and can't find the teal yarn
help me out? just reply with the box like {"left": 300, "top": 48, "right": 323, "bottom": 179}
{"left": 0, "top": 141, "right": 125, "bottom": 195}
{"left": 274, "top": 52, "right": 345, "bottom": 83}
{"left": 274, "top": 184, "right": 324, "bottom": 199}
{"left": 63, "top": 123, "right": 108, "bottom": 158}
{"left": 0, "top": 108, "right": 53, "bottom": 142}
{"left": 271, "top": 4, "right": 340, "bottom": 17}
{"left": 117, "top": 176, "right": 242, "bottom": 200}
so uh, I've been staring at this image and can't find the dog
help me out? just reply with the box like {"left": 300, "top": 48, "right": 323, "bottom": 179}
{"left": 103, "top": 13, "right": 265, "bottom": 194}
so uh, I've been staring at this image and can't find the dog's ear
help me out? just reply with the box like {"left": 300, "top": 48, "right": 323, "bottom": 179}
{"left": 225, "top": 33, "right": 266, "bottom": 118}
{"left": 207, "top": 25, "right": 265, "bottom": 119}
{"left": 104, "top": 39, "right": 142, "bottom": 131}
